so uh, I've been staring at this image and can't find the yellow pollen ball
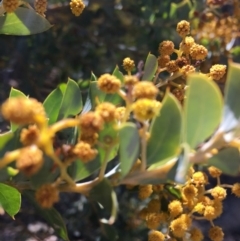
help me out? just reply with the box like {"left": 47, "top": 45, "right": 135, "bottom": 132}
{"left": 148, "top": 230, "right": 165, "bottom": 241}
{"left": 168, "top": 200, "right": 183, "bottom": 218}
{"left": 132, "top": 99, "right": 161, "bottom": 122}
{"left": 208, "top": 226, "right": 224, "bottom": 241}
{"left": 232, "top": 183, "right": 240, "bottom": 197}
{"left": 211, "top": 186, "right": 226, "bottom": 201}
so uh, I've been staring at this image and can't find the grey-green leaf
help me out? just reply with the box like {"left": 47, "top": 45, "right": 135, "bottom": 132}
{"left": 183, "top": 74, "right": 222, "bottom": 149}
{"left": 219, "top": 62, "right": 240, "bottom": 133}
{"left": 0, "top": 8, "right": 52, "bottom": 35}
{"left": 208, "top": 147, "right": 240, "bottom": 175}
{"left": 147, "top": 93, "right": 182, "bottom": 167}
{"left": 119, "top": 123, "right": 140, "bottom": 177}
{"left": 142, "top": 53, "right": 158, "bottom": 81}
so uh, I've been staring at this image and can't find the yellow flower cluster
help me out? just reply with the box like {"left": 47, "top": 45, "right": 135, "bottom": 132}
{"left": 34, "top": 0, "right": 47, "bottom": 16}
{"left": 2, "top": 0, "right": 19, "bottom": 13}
{"left": 123, "top": 57, "right": 135, "bottom": 72}
{"left": 70, "top": 0, "right": 85, "bottom": 17}
{"left": 137, "top": 165, "right": 240, "bottom": 241}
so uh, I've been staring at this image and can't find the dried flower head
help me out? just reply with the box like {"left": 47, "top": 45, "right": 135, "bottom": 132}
{"left": 124, "top": 75, "right": 139, "bottom": 86}
{"left": 179, "top": 36, "right": 195, "bottom": 54}
{"left": 209, "top": 64, "right": 226, "bottom": 80}
{"left": 157, "top": 55, "right": 170, "bottom": 68}
{"left": 208, "top": 226, "right": 224, "bottom": 241}
{"left": 72, "top": 141, "right": 98, "bottom": 163}
{"left": 148, "top": 230, "right": 165, "bottom": 241}
{"left": 70, "top": 0, "right": 85, "bottom": 16}
{"left": 34, "top": 0, "right": 47, "bottom": 16}
{"left": 175, "top": 57, "right": 189, "bottom": 68}
{"left": 132, "top": 81, "right": 158, "bottom": 100}
{"left": 182, "top": 184, "right": 198, "bottom": 200}
{"left": 35, "top": 184, "right": 59, "bottom": 208}
{"left": 80, "top": 132, "right": 98, "bottom": 146}
{"left": 203, "top": 205, "right": 216, "bottom": 220}
{"left": 1, "top": 97, "right": 46, "bottom": 125}
{"left": 79, "top": 111, "right": 104, "bottom": 134}
{"left": 190, "top": 44, "right": 208, "bottom": 60}
{"left": 147, "top": 199, "right": 161, "bottom": 213}
{"left": 166, "top": 60, "right": 179, "bottom": 73}
{"left": 132, "top": 99, "right": 161, "bottom": 122}
{"left": 123, "top": 57, "right": 135, "bottom": 72}
{"left": 190, "top": 227, "right": 204, "bottom": 241}
{"left": 170, "top": 216, "right": 185, "bottom": 238}
{"left": 146, "top": 212, "right": 168, "bottom": 229}
{"left": 176, "top": 20, "right": 190, "bottom": 38}
{"left": 16, "top": 145, "right": 43, "bottom": 176}
{"left": 168, "top": 200, "right": 183, "bottom": 218}
{"left": 3, "top": 0, "right": 19, "bottom": 13}
{"left": 95, "top": 102, "right": 116, "bottom": 122}
{"left": 208, "top": 166, "right": 222, "bottom": 178}
{"left": 138, "top": 185, "right": 153, "bottom": 200}
{"left": 232, "top": 183, "right": 240, "bottom": 197}
{"left": 158, "top": 41, "right": 175, "bottom": 55}
{"left": 181, "top": 64, "right": 196, "bottom": 77}
{"left": 97, "top": 74, "right": 121, "bottom": 94}
{"left": 20, "top": 125, "right": 40, "bottom": 146}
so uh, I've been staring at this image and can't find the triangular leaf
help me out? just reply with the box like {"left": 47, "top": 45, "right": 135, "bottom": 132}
{"left": 0, "top": 183, "right": 21, "bottom": 218}
{"left": 0, "top": 8, "right": 52, "bottom": 35}
{"left": 43, "top": 87, "right": 63, "bottom": 125}
{"left": 58, "top": 78, "right": 82, "bottom": 120}
{"left": 142, "top": 53, "right": 158, "bottom": 81}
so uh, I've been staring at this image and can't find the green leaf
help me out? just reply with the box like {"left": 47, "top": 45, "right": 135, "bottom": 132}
{"left": 58, "top": 78, "right": 82, "bottom": 120}
{"left": 208, "top": 147, "right": 240, "bottom": 176}
{"left": 43, "top": 87, "right": 63, "bottom": 125}
{"left": 89, "top": 178, "right": 118, "bottom": 224}
{"left": 142, "top": 53, "right": 158, "bottom": 81}
{"left": 90, "top": 72, "right": 97, "bottom": 81}
{"left": 0, "top": 183, "right": 21, "bottom": 218}
{"left": 9, "top": 88, "right": 27, "bottom": 131}
{"left": 89, "top": 81, "right": 106, "bottom": 109}
{"left": 101, "top": 223, "right": 118, "bottom": 241}
{"left": 119, "top": 123, "right": 140, "bottom": 177}
{"left": 121, "top": 159, "right": 178, "bottom": 185}
{"left": 74, "top": 144, "right": 119, "bottom": 181}
{"left": 30, "top": 155, "right": 59, "bottom": 188}
{"left": 112, "top": 66, "right": 124, "bottom": 83}
{"left": 183, "top": 74, "right": 222, "bottom": 149}
{"left": 0, "top": 8, "right": 52, "bottom": 35}
{"left": 219, "top": 62, "right": 240, "bottom": 134}
{"left": 0, "top": 131, "right": 14, "bottom": 150}
{"left": 23, "top": 190, "right": 69, "bottom": 241}
{"left": 147, "top": 93, "right": 182, "bottom": 167}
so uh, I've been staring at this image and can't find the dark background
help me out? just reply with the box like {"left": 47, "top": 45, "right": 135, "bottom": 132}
{"left": 1, "top": 0, "right": 240, "bottom": 240}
